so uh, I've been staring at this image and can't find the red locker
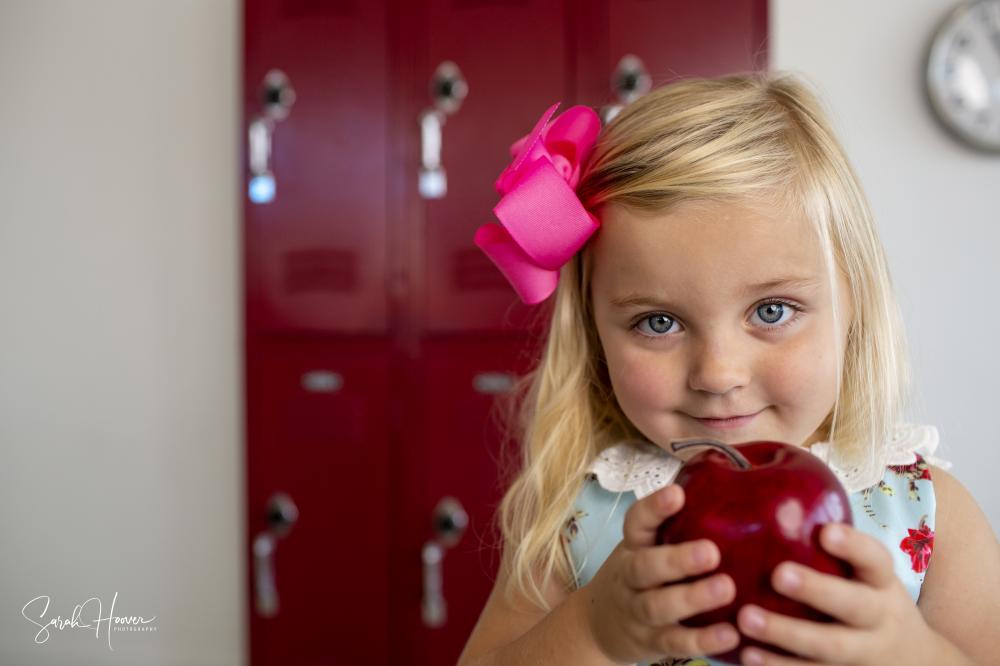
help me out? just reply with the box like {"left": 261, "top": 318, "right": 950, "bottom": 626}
{"left": 244, "top": 0, "right": 390, "bottom": 335}
{"left": 242, "top": 1, "right": 769, "bottom": 663}
{"left": 246, "top": 337, "right": 392, "bottom": 665}
{"left": 389, "top": 335, "right": 538, "bottom": 663}
{"left": 411, "top": 0, "right": 572, "bottom": 332}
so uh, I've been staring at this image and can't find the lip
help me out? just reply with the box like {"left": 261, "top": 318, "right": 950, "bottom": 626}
{"left": 691, "top": 409, "right": 763, "bottom": 430}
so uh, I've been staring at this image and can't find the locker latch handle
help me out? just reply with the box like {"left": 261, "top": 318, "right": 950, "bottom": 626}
{"left": 421, "top": 496, "right": 469, "bottom": 628}
{"left": 601, "top": 54, "right": 651, "bottom": 124}
{"left": 253, "top": 492, "right": 299, "bottom": 617}
{"left": 419, "top": 61, "right": 468, "bottom": 199}
{"left": 248, "top": 69, "right": 296, "bottom": 204}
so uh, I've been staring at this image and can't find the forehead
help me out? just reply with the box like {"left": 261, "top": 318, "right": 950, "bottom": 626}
{"left": 590, "top": 199, "right": 825, "bottom": 299}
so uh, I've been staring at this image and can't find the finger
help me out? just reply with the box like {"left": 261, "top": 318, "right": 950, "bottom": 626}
{"left": 625, "top": 539, "right": 721, "bottom": 590}
{"left": 741, "top": 645, "right": 832, "bottom": 666}
{"left": 622, "top": 484, "right": 684, "bottom": 550}
{"left": 820, "top": 523, "right": 897, "bottom": 589}
{"left": 657, "top": 621, "right": 740, "bottom": 660}
{"left": 770, "top": 560, "right": 882, "bottom": 628}
{"left": 737, "top": 603, "right": 872, "bottom": 664}
{"left": 631, "top": 572, "right": 736, "bottom": 626}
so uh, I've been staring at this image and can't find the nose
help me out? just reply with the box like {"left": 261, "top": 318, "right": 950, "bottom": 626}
{"left": 686, "top": 334, "right": 751, "bottom": 395}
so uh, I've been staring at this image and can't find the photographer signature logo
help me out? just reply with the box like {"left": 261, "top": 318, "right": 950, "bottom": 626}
{"left": 22, "top": 592, "right": 157, "bottom": 651}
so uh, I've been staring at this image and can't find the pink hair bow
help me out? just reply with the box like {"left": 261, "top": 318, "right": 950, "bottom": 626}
{"left": 473, "top": 102, "right": 602, "bottom": 305}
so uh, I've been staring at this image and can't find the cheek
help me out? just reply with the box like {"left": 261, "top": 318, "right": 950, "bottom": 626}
{"left": 762, "top": 320, "right": 842, "bottom": 405}
{"left": 605, "top": 342, "right": 679, "bottom": 418}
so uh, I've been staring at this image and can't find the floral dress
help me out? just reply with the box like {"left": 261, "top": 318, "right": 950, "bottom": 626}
{"left": 560, "top": 423, "right": 952, "bottom": 666}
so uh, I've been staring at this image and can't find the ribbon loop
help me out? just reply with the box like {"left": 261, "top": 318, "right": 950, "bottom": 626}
{"left": 474, "top": 102, "right": 602, "bottom": 305}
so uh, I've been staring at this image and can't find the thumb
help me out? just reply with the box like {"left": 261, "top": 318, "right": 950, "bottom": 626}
{"left": 622, "top": 484, "right": 684, "bottom": 550}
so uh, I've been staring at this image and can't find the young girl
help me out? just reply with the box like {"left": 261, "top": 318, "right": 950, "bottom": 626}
{"left": 461, "top": 72, "right": 1000, "bottom": 666}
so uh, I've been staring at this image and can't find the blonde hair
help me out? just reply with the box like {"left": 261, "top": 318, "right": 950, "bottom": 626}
{"left": 492, "top": 71, "right": 911, "bottom": 612}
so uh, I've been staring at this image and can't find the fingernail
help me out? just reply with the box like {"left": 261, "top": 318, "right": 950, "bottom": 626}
{"left": 777, "top": 563, "right": 801, "bottom": 590}
{"left": 714, "top": 625, "right": 737, "bottom": 644}
{"left": 826, "top": 524, "right": 845, "bottom": 546}
{"left": 694, "top": 542, "right": 715, "bottom": 567}
{"left": 709, "top": 576, "right": 729, "bottom": 598}
{"left": 668, "top": 485, "right": 682, "bottom": 505}
{"left": 743, "top": 606, "right": 765, "bottom": 631}
{"left": 744, "top": 648, "right": 764, "bottom": 666}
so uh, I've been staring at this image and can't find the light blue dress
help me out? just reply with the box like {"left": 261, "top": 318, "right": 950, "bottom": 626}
{"left": 560, "top": 424, "right": 950, "bottom": 666}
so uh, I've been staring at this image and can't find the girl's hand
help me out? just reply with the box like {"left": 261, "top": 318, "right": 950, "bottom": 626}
{"left": 581, "top": 484, "right": 741, "bottom": 664}
{"left": 736, "top": 522, "right": 935, "bottom": 666}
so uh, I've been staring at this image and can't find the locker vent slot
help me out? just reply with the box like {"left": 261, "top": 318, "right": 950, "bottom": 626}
{"left": 283, "top": 248, "right": 358, "bottom": 293}
{"left": 453, "top": 248, "right": 510, "bottom": 291}
{"left": 454, "top": 0, "right": 530, "bottom": 8}
{"left": 282, "top": 0, "right": 357, "bottom": 18}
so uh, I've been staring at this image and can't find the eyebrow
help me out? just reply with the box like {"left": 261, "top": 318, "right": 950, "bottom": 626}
{"left": 610, "top": 276, "right": 823, "bottom": 309}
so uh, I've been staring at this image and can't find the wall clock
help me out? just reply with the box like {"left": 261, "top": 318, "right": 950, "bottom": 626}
{"left": 925, "top": 0, "right": 1000, "bottom": 152}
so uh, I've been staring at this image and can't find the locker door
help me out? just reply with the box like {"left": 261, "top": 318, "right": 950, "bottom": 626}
{"left": 244, "top": 0, "right": 389, "bottom": 334}
{"left": 576, "top": 0, "right": 770, "bottom": 109}
{"left": 246, "top": 337, "right": 392, "bottom": 666}
{"left": 389, "top": 335, "right": 537, "bottom": 664}
{"left": 607, "top": 0, "right": 769, "bottom": 80}
{"left": 412, "top": 0, "right": 572, "bottom": 333}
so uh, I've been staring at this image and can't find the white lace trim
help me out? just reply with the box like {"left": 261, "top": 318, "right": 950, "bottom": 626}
{"left": 587, "top": 423, "right": 953, "bottom": 498}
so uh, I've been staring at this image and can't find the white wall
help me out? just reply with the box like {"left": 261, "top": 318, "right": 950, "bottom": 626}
{"left": 0, "top": 1, "right": 244, "bottom": 664}
{"left": 774, "top": 0, "right": 1000, "bottom": 532}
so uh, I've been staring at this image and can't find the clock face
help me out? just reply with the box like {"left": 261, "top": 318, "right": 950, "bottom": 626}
{"left": 925, "top": 0, "right": 1000, "bottom": 151}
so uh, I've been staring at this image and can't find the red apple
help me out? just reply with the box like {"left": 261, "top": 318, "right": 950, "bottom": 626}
{"left": 654, "top": 438, "right": 855, "bottom": 664}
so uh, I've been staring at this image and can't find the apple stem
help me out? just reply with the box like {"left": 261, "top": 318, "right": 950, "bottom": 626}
{"left": 669, "top": 438, "right": 753, "bottom": 470}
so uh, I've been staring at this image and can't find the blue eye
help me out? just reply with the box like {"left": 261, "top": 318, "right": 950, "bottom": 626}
{"left": 629, "top": 299, "right": 805, "bottom": 339}
{"left": 633, "top": 313, "right": 677, "bottom": 336}
{"left": 755, "top": 301, "right": 793, "bottom": 326}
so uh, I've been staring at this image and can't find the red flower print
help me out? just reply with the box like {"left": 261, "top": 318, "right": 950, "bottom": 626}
{"left": 899, "top": 514, "right": 934, "bottom": 573}
{"left": 888, "top": 453, "right": 932, "bottom": 500}
{"left": 889, "top": 452, "right": 931, "bottom": 480}
{"left": 913, "top": 453, "right": 932, "bottom": 480}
